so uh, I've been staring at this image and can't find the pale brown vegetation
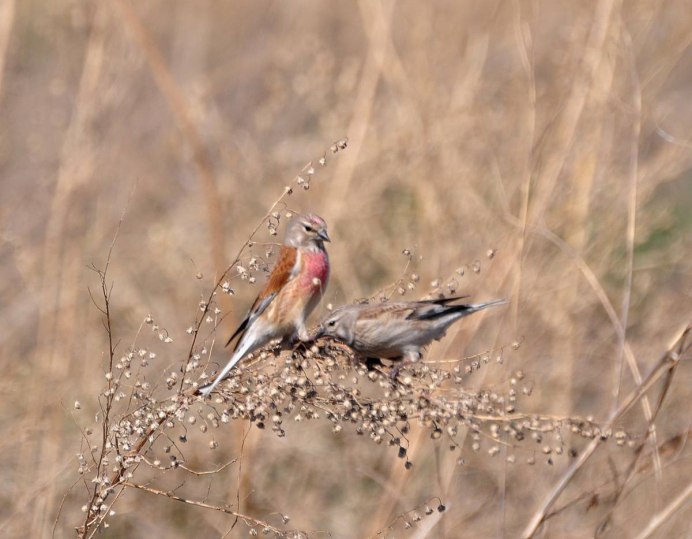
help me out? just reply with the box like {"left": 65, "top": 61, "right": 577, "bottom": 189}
{"left": 1, "top": 1, "right": 691, "bottom": 538}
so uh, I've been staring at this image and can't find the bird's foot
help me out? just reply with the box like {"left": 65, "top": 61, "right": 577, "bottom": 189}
{"left": 297, "top": 327, "right": 313, "bottom": 342}
{"left": 364, "top": 357, "right": 384, "bottom": 372}
{"left": 287, "top": 335, "right": 314, "bottom": 355}
{"left": 288, "top": 328, "right": 318, "bottom": 347}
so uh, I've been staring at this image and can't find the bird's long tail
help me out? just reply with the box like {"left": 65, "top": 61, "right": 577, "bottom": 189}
{"left": 198, "top": 335, "right": 256, "bottom": 396}
{"left": 419, "top": 298, "right": 508, "bottom": 321}
{"left": 463, "top": 298, "right": 508, "bottom": 314}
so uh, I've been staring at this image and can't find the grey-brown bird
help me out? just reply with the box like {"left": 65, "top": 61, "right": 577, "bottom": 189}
{"left": 315, "top": 297, "right": 507, "bottom": 378}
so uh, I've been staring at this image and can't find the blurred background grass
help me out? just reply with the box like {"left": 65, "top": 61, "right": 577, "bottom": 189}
{"left": 1, "top": 1, "right": 691, "bottom": 537}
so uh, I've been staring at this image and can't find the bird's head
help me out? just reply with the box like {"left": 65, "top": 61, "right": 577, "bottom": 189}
{"left": 285, "top": 213, "right": 330, "bottom": 249}
{"left": 315, "top": 306, "right": 357, "bottom": 345}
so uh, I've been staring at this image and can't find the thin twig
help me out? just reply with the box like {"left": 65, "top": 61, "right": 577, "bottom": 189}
{"left": 595, "top": 339, "right": 683, "bottom": 536}
{"left": 122, "top": 481, "right": 288, "bottom": 535}
{"left": 521, "top": 324, "right": 691, "bottom": 538}
{"left": 633, "top": 481, "right": 692, "bottom": 539}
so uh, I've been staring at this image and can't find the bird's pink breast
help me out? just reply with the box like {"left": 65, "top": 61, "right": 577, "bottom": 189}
{"left": 300, "top": 250, "right": 330, "bottom": 291}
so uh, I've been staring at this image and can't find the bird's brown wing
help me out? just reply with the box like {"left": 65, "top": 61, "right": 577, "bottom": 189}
{"left": 355, "top": 302, "right": 418, "bottom": 322}
{"left": 413, "top": 295, "right": 470, "bottom": 306}
{"left": 356, "top": 297, "right": 472, "bottom": 323}
{"left": 353, "top": 297, "right": 473, "bottom": 324}
{"left": 225, "top": 245, "right": 298, "bottom": 349}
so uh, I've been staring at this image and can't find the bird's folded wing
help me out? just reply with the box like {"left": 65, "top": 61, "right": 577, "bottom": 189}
{"left": 402, "top": 296, "right": 471, "bottom": 320}
{"left": 412, "top": 295, "right": 470, "bottom": 306}
{"left": 409, "top": 298, "right": 508, "bottom": 321}
{"left": 356, "top": 302, "right": 417, "bottom": 322}
{"left": 353, "top": 297, "right": 473, "bottom": 324}
{"left": 225, "top": 245, "right": 298, "bottom": 349}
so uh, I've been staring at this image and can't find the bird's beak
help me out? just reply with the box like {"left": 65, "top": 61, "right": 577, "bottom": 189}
{"left": 313, "top": 325, "right": 325, "bottom": 338}
{"left": 318, "top": 229, "right": 331, "bottom": 242}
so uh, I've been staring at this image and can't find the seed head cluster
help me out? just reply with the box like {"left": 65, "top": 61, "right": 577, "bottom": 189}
{"left": 77, "top": 323, "right": 639, "bottom": 536}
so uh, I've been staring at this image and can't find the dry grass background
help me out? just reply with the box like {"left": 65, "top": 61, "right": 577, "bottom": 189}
{"left": 1, "top": 1, "right": 691, "bottom": 537}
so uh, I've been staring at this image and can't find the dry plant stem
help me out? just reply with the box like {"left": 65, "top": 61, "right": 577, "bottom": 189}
{"left": 408, "top": 510, "right": 444, "bottom": 539}
{"left": 121, "top": 482, "right": 286, "bottom": 536}
{"left": 526, "top": 0, "right": 617, "bottom": 225}
{"left": 544, "top": 432, "right": 688, "bottom": 523}
{"left": 656, "top": 124, "right": 692, "bottom": 150}
{"left": 78, "top": 212, "right": 128, "bottom": 537}
{"left": 232, "top": 426, "right": 251, "bottom": 533}
{"left": 525, "top": 223, "right": 662, "bottom": 470}
{"left": 53, "top": 478, "right": 82, "bottom": 539}
{"left": 512, "top": 0, "right": 614, "bottom": 423}
{"left": 612, "top": 14, "right": 642, "bottom": 419}
{"left": 328, "top": 0, "right": 392, "bottom": 207}
{"left": 510, "top": 0, "right": 536, "bottom": 333}
{"left": 518, "top": 0, "right": 617, "bottom": 426}
{"left": 77, "top": 256, "right": 220, "bottom": 536}
{"left": 34, "top": 7, "right": 108, "bottom": 536}
{"left": 112, "top": 0, "right": 226, "bottom": 276}
{"left": 595, "top": 329, "right": 682, "bottom": 537}
{"left": 368, "top": 497, "right": 445, "bottom": 539}
{"left": 318, "top": 0, "right": 394, "bottom": 300}
{"left": 140, "top": 456, "right": 237, "bottom": 476}
{"left": 436, "top": 241, "right": 518, "bottom": 536}
{"left": 632, "top": 481, "right": 692, "bottom": 539}
{"left": 84, "top": 484, "right": 129, "bottom": 539}
{"left": 0, "top": 0, "right": 15, "bottom": 98}
{"left": 521, "top": 324, "right": 691, "bottom": 539}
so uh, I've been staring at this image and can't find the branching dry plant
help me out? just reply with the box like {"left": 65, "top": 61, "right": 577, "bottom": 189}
{"left": 68, "top": 143, "right": 690, "bottom": 538}
{"left": 73, "top": 141, "right": 352, "bottom": 538}
{"left": 73, "top": 235, "right": 691, "bottom": 538}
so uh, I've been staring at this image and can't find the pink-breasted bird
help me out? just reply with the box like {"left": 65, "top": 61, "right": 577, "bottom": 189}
{"left": 200, "top": 213, "right": 330, "bottom": 396}
{"left": 315, "top": 297, "right": 506, "bottom": 378}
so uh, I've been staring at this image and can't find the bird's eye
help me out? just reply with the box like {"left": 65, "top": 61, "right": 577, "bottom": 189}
{"left": 327, "top": 319, "right": 336, "bottom": 327}
{"left": 303, "top": 225, "right": 314, "bottom": 233}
